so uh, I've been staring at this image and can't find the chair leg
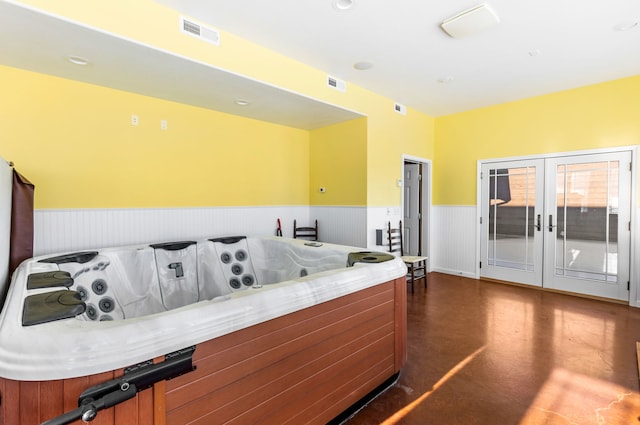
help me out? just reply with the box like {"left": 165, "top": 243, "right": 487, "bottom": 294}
{"left": 424, "top": 261, "right": 427, "bottom": 289}
{"left": 410, "top": 267, "right": 415, "bottom": 293}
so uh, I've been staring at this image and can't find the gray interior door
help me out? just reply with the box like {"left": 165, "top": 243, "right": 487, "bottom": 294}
{"left": 404, "top": 162, "right": 421, "bottom": 255}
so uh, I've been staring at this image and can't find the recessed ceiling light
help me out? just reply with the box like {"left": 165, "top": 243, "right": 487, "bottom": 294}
{"left": 613, "top": 21, "right": 638, "bottom": 31}
{"left": 437, "top": 76, "right": 455, "bottom": 83}
{"left": 332, "top": 0, "right": 354, "bottom": 11}
{"left": 235, "top": 99, "right": 250, "bottom": 106}
{"left": 66, "top": 56, "right": 90, "bottom": 66}
{"left": 353, "top": 61, "right": 373, "bottom": 70}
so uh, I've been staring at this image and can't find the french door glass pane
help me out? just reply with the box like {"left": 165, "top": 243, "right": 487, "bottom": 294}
{"left": 488, "top": 167, "right": 536, "bottom": 271}
{"left": 555, "top": 161, "right": 619, "bottom": 282}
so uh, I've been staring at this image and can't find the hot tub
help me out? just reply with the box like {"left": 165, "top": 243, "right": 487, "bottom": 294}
{"left": 0, "top": 236, "right": 407, "bottom": 425}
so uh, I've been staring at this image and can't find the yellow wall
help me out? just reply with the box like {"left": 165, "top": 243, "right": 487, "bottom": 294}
{"left": 310, "top": 118, "right": 367, "bottom": 206}
{"left": 0, "top": 0, "right": 434, "bottom": 208}
{"left": 435, "top": 75, "right": 640, "bottom": 205}
{"left": 366, "top": 102, "right": 435, "bottom": 205}
{"left": 0, "top": 65, "right": 309, "bottom": 208}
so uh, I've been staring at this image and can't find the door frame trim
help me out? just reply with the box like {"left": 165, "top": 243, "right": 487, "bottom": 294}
{"left": 402, "top": 154, "right": 432, "bottom": 269}
{"left": 476, "top": 145, "right": 638, "bottom": 306}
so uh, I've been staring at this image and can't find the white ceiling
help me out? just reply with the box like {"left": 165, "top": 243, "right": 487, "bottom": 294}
{"left": 156, "top": 0, "right": 640, "bottom": 116}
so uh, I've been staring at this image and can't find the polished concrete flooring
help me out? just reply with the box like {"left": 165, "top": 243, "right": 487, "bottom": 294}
{"left": 346, "top": 273, "right": 640, "bottom": 425}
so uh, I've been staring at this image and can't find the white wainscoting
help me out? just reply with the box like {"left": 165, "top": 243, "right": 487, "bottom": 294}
{"left": 33, "top": 205, "right": 370, "bottom": 256}
{"left": 368, "top": 205, "right": 478, "bottom": 277}
{"left": 309, "top": 206, "right": 367, "bottom": 248}
{"left": 431, "top": 205, "right": 477, "bottom": 278}
{"left": 365, "top": 206, "right": 402, "bottom": 251}
{"left": 33, "top": 206, "right": 310, "bottom": 256}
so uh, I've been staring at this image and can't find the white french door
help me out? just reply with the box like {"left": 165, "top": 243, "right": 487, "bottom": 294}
{"left": 480, "top": 159, "right": 544, "bottom": 286}
{"left": 480, "top": 151, "right": 632, "bottom": 301}
{"left": 543, "top": 153, "right": 631, "bottom": 300}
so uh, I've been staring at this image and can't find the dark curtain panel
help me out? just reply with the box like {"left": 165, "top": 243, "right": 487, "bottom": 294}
{"left": 9, "top": 169, "right": 34, "bottom": 278}
{"left": 489, "top": 168, "right": 511, "bottom": 205}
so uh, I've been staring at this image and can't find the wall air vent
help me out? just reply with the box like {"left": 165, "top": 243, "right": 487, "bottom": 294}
{"left": 394, "top": 102, "right": 407, "bottom": 115}
{"left": 327, "top": 75, "right": 346, "bottom": 92}
{"left": 180, "top": 16, "right": 220, "bottom": 46}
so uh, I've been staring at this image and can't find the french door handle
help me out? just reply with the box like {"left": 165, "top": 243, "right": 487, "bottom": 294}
{"left": 548, "top": 214, "right": 555, "bottom": 232}
{"left": 536, "top": 214, "right": 541, "bottom": 231}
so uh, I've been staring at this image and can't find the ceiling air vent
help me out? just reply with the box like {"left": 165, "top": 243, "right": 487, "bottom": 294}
{"left": 394, "top": 102, "right": 407, "bottom": 115}
{"left": 180, "top": 16, "right": 220, "bottom": 46}
{"left": 440, "top": 4, "right": 500, "bottom": 39}
{"left": 327, "top": 75, "right": 346, "bottom": 92}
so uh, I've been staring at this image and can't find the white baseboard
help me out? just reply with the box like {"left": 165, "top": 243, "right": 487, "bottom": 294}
{"left": 431, "top": 267, "right": 477, "bottom": 279}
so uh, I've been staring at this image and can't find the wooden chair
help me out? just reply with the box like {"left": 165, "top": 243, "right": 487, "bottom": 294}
{"left": 388, "top": 220, "right": 428, "bottom": 292}
{"left": 293, "top": 219, "right": 318, "bottom": 241}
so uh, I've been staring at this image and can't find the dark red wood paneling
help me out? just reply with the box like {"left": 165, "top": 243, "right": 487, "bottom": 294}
{"left": 0, "top": 278, "right": 405, "bottom": 425}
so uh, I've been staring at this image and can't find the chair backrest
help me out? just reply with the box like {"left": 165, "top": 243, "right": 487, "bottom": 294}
{"left": 293, "top": 219, "right": 318, "bottom": 241}
{"left": 387, "top": 220, "right": 404, "bottom": 256}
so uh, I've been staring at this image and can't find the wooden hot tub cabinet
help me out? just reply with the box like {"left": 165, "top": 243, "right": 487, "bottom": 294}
{"left": 0, "top": 278, "right": 407, "bottom": 425}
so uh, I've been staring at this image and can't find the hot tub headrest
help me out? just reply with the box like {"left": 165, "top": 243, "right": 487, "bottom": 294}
{"left": 22, "top": 290, "right": 86, "bottom": 326}
{"left": 27, "top": 271, "right": 74, "bottom": 290}
{"left": 208, "top": 236, "right": 246, "bottom": 244}
{"left": 39, "top": 251, "right": 99, "bottom": 264}
{"left": 347, "top": 251, "right": 395, "bottom": 267}
{"left": 150, "top": 241, "right": 197, "bottom": 251}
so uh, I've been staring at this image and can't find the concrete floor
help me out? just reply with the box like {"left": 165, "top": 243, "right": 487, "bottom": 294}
{"left": 345, "top": 273, "right": 640, "bottom": 425}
